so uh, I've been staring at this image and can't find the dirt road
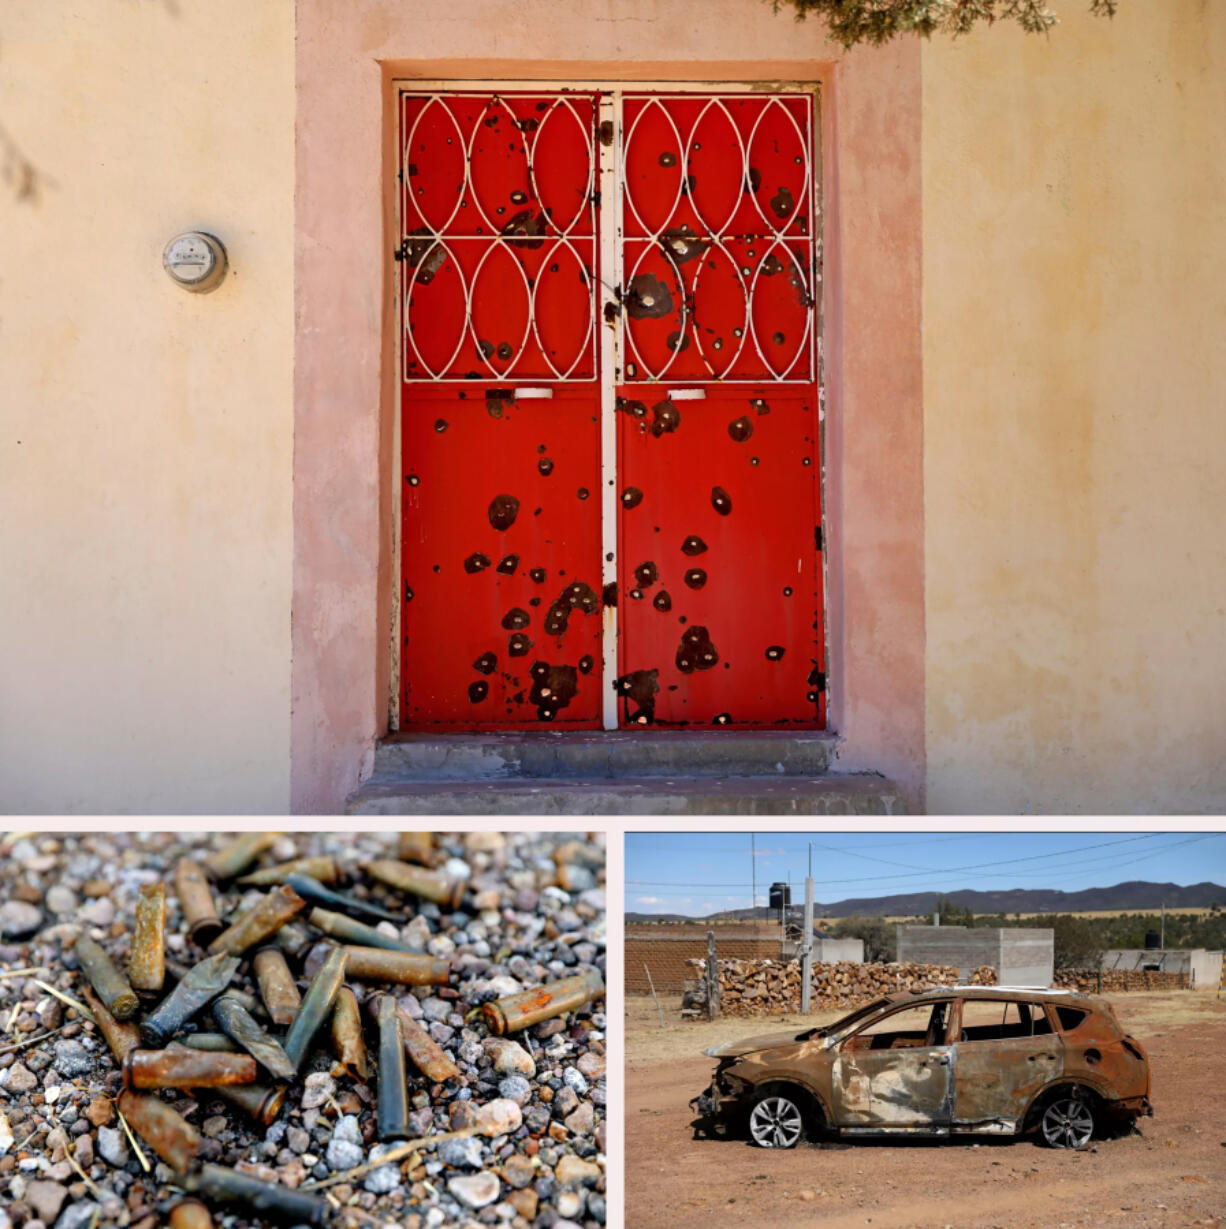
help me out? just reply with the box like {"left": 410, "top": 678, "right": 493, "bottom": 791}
{"left": 626, "top": 991, "right": 1226, "bottom": 1228}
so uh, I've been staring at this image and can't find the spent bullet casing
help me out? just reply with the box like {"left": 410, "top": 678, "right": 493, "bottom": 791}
{"left": 203, "top": 832, "right": 280, "bottom": 881}
{"left": 167, "top": 1041, "right": 288, "bottom": 1125}
{"left": 168, "top": 1199, "right": 214, "bottom": 1229}
{"left": 124, "top": 1048, "right": 258, "bottom": 1090}
{"left": 186, "top": 1163, "right": 329, "bottom": 1227}
{"left": 363, "top": 859, "right": 465, "bottom": 909}
{"left": 396, "top": 831, "right": 435, "bottom": 865}
{"left": 397, "top": 1003, "right": 460, "bottom": 1082}
{"left": 82, "top": 985, "right": 142, "bottom": 1062}
{"left": 166, "top": 958, "right": 262, "bottom": 1016}
{"left": 207, "top": 884, "right": 307, "bottom": 957}
{"left": 481, "top": 968, "right": 605, "bottom": 1035}
{"left": 288, "top": 872, "right": 404, "bottom": 924}
{"left": 212, "top": 994, "right": 296, "bottom": 1080}
{"left": 282, "top": 945, "right": 347, "bottom": 1071}
{"left": 117, "top": 1090, "right": 202, "bottom": 1173}
{"left": 141, "top": 952, "right": 241, "bottom": 1046}
{"left": 308, "top": 905, "right": 417, "bottom": 952}
{"left": 375, "top": 994, "right": 411, "bottom": 1141}
{"left": 175, "top": 857, "right": 224, "bottom": 947}
{"left": 341, "top": 945, "right": 451, "bottom": 986}
{"left": 253, "top": 945, "right": 301, "bottom": 1026}
{"left": 180, "top": 1032, "right": 241, "bottom": 1052}
{"left": 212, "top": 1079, "right": 288, "bottom": 1126}
{"left": 237, "top": 855, "right": 340, "bottom": 886}
{"left": 129, "top": 882, "right": 167, "bottom": 992}
{"left": 75, "top": 934, "right": 139, "bottom": 1020}
{"left": 331, "top": 985, "right": 368, "bottom": 1080}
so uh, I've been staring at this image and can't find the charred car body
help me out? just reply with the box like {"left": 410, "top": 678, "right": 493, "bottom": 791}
{"left": 692, "top": 987, "right": 1151, "bottom": 1149}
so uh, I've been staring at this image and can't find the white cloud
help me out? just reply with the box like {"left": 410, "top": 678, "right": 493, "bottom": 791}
{"left": 633, "top": 896, "right": 664, "bottom": 907}
{"left": 752, "top": 847, "right": 787, "bottom": 858}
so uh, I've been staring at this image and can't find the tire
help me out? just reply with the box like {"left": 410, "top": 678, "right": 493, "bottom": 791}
{"left": 748, "top": 1090, "right": 806, "bottom": 1149}
{"left": 1038, "top": 1088, "right": 1097, "bottom": 1149}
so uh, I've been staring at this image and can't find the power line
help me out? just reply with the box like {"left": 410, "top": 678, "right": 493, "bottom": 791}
{"left": 628, "top": 831, "right": 1181, "bottom": 889}
{"left": 628, "top": 834, "right": 1225, "bottom": 897}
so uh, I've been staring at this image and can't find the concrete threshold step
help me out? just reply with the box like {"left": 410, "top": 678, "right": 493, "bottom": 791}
{"left": 346, "top": 774, "right": 903, "bottom": 816}
{"left": 374, "top": 731, "right": 838, "bottom": 781}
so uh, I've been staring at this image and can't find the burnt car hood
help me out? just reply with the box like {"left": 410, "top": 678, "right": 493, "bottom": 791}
{"left": 704, "top": 1029, "right": 811, "bottom": 1058}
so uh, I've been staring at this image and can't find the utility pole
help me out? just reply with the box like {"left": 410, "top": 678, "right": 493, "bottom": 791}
{"left": 1161, "top": 900, "right": 1166, "bottom": 949}
{"left": 751, "top": 833, "right": 757, "bottom": 916}
{"left": 801, "top": 842, "right": 815, "bottom": 1013}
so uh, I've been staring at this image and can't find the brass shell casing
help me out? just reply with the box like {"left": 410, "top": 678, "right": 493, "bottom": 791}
{"left": 212, "top": 1080, "right": 288, "bottom": 1126}
{"left": 123, "top": 1048, "right": 258, "bottom": 1091}
{"left": 207, "top": 884, "right": 307, "bottom": 957}
{"left": 82, "top": 985, "right": 142, "bottom": 1062}
{"left": 374, "top": 994, "right": 411, "bottom": 1141}
{"left": 253, "top": 945, "right": 301, "bottom": 1027}
{"left": 397, "top": 1003, "right": 461, "bottom": 1082}
{"left": 141, "top": 952, "right": 241, "bottom": 1047}
{"left": 282, "top": 945, "right": 348, "bottom": 1072}
{"left": 362, "top": 859, "right": 464, "bottom": 909}
{"left": 308, "top": 906, "right": 416, "bottom": 953}
{"left": 168, "top": 1198, "right": 214, "bottom": 1229}
{"left": 203, "top": 832, "right": 280, "bottom": 881}
{"left": 330, "top": 985, "right": 368, "bottom": 1080}
{"left": 175, "top": 858, "right": 224, "bottom": 947}
{"left": 480, "top": 968, "right": 605, "bottom": 1035}
{"left": 75, "top": 934, "right": 139, "bottom": 1021}
{"left": 396, "top": 832, "right": 436, "bottom": 865}
{"left": 236, "top": 856, "right": 340, "bottom": 886}
{"left": 117, "top": 1090, "right": 202, "bottom": 1174}
{"left": 186, "top": 1163, "right": 329, "bottom": 1227}
{"left": 212, "top": 994, "right": 296, "bottom": 1081}
{"left": 129, "top": 882, "right": 167, "bottom": 992}
{"left": 341, "top": 945, "right": 451, "bottom": 986}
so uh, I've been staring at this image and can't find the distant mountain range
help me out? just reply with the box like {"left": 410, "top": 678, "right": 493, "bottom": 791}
{"left": 626, "top": 880, "right": 1226, "bottom": 923}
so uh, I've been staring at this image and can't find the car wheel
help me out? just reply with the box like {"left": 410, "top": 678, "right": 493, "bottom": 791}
{"left": 1039, "top": 1090, "right": 1096, "bottom": 1149}
{"left": 749, "top": 1092, "right": 805, "bottom": 1149}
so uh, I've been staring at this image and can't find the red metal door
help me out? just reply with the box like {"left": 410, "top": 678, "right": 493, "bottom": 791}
{"left": 399, "top": 87, "right": 824, "bottom": 731}
{"left": 614, "top": 92, "right": 825, "bottom": 729}
{"left": 399, "top": 91, "right": 604, "bottom": 728}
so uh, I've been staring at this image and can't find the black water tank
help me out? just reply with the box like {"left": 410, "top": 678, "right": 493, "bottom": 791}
{"left": 1144, "top": 929, "right": 1161, "bottom": 949}
{"left": 769, "top": 882, "right": 791, "bottom": 910}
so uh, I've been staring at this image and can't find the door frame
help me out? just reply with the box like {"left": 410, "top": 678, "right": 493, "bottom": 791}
{"left": 391, "top": 78, "right": 826, "bottom": 733}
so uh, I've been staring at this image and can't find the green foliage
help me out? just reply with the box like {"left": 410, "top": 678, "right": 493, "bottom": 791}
{"left": 994, "top": 909, "right": 1226, "bottom": 963}
{"left": 829, "top": 915, "right": 897, "bottom": 962}
{"left": 1047, "top": 914, "right": 1106, "bottom": 969}
{"left": 912, "top": 895, "right": 978, "bottom": 928}
{"left": 776, "top": 0, "right": 1119, "bottom": 48}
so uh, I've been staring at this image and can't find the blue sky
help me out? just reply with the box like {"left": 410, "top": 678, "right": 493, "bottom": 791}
{"left": 625, "top": 831, "right": 1226, "bottom": 915}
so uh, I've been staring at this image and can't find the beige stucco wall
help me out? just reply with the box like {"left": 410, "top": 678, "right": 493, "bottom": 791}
{"left": 0, "top": 1, "right": 295, "bottom": 813}
{"left": 923, "top": 1, "right": 1226, "bottom": 812}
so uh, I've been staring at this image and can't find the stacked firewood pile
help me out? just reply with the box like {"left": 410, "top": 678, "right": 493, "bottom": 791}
{"left": 1054, "top": 968, "right": 1190, "bottom": 993}
{"left": 682, "top": 959, "right": 997, "bottom": 1019}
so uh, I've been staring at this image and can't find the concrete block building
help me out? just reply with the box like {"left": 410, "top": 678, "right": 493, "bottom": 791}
{"left": 896, "top": 925, "right": 1055, "bottom": 987}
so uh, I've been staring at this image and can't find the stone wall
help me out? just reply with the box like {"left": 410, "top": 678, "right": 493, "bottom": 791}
{"left": 1053, "top": 968, "right": 1190, "bottom": 994}
{"left": 682, "top": 959, "right": 997, "bottom": 1019}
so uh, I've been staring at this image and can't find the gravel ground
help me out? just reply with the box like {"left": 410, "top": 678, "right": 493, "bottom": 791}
{"left": 0, "top": 830, "right": 606, "bottom": 1229}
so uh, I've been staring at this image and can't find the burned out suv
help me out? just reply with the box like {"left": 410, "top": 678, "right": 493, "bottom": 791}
{"left": 692, "top": 987, "right": 1151, "bottom": 1149}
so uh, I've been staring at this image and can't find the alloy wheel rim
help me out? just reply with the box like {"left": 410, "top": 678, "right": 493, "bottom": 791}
{"left": 750, "top": 1096, "right": 803, "bottom": 1148}
{"left": 1042, "top": 1097, "right": 1094, "bottom": 1148}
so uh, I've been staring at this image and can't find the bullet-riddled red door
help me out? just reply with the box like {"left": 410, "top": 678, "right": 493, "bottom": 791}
{"left": 399, "top": 86, "right": 824, "bottom": 731}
